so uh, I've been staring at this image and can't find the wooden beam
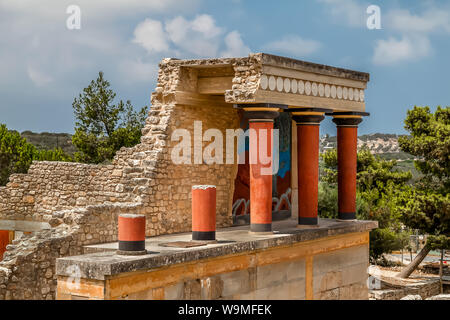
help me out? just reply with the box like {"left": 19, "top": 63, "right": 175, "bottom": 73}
{"left": 175, "top": 91, "right": 231, "bottom": 108}
{"left": 197, "top": 76, "right": 233, "bottom": 95}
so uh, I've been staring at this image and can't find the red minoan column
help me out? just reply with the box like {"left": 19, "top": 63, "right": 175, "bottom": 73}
{"left": 0, "top": 230, "right": 9, "bottom": 261}
{"left": 332, "top": 113, "right": 366, "bottom": 220}
{"left": 117, "top": 214, "right": 147, "bottom": 255}
{"left": 292, "top": 110, "right": 326, "bottom": 227}
{"left": 245, "top": 109, "right": 280, "bottom": 233}
{"left": 192, "top": 185, "right": 216, "bottom": 241}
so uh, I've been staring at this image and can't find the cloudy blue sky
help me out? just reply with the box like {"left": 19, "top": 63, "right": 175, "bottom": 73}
{"left": 1, "top": 0, "right": 449, "bottom": 135}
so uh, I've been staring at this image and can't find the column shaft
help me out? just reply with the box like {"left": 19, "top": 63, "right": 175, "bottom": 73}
{"left": 297, "top": 124, "right": 320, "bottom": 225}
{"left": 332, "top": 114, "right": 365, "bottom": 221}
{"left": 249, "top": 120, "right": 273, "bottom": 232}
{"left": 337, "top": 126, "right": 358, "bottom": 220}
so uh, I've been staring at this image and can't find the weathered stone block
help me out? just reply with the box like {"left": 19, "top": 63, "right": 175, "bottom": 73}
{"left": 184, "top": 279, "right": 201, "bottom": 300}
{"left": 200, "top": 276, "right": 223, "bottom": 300}
{"left": 220, "top": 269, "right": 253, "bottom": 297}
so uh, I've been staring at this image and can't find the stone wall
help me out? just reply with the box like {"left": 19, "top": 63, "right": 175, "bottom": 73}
{"left": 0, "top": 162, "right": 130, "bottom": 221}
{"left": 148, "top": 104, "right": 240, "bottom": 235}
{"left": 369, "top": 278, "right": 441, "bottom": 300}
{"left": 0, "top": 57, "right": 245, "bottom": 299}
{"left": 313, "top": 245, "right": 369, "bottom": 299}
{"left": 0, "top": 202, "right": 140, "bottom": 300}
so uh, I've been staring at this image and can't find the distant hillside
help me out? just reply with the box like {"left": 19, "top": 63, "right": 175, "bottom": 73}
{"left": 20, "top": 131, "right": 414, "bottom": 162}
{"left": 320, "top": 133, "right": 421, "bottom": 182}
{"left": 320, "top": 133, "right": 414, "bottom": 160}
{"left": 20, "top": 131, "right": 76, "bottom": 155}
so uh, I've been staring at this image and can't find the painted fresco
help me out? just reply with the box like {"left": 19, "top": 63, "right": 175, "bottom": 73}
{"left": 232, "top": 111, "right": 292, "bottom": 219}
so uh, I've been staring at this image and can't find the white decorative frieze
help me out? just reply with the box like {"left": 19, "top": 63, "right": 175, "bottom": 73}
{"left": 259, "top": 74, "right": 365, "bottom": 102}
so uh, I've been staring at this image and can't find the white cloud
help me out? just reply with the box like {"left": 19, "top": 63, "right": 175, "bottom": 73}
{"left": 132, "top": 19, "right": 170, "bottom": 53}
{"left": 221, "top": 31, "right": 251, "bottom": 58}
{"left": 372, "top": 35, "right": 431, "bottom": 66}
{"left": 132, "top": 15, "right": 250, "bottom": 59}
{"left": 119, "top": 59, "right": 158, "bottom": 83}
{"left": 0, "top": 0, "right": 199, "bottom": 93}
{"left": 371, "top": 6, "right": 450, "bottom": 65}
{"left": 190, "top": 14, "right": 223, "bottom": 38}
{"left": 27, "top": 65, "right": 53, "bottom": 86}
{"left": 316, "top": 0, "right": 448, "bottom": 65}
{"left": 0, "top": 0, "right": 201, "bottom": 20}
{"left": 386, "top": 9, "right": 450, "bottom": 34}
{"left": 164, "top": 15, "right": 224, "bottom": 57}
{"left": 165, "top": 16, "right": 190, "bottom": 44}
{"left": 263, "top": 35, "right": 322, "bottom": 58}
{"left": 316, "top": 0, "right": 367, "bottom": 27}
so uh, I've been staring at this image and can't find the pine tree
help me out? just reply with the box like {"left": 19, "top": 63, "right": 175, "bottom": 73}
{"left": 396, "top": 106, "right": 449, "bottom": 278}
{"left": 72, "top": 71, "right": 148, "bottom": 164}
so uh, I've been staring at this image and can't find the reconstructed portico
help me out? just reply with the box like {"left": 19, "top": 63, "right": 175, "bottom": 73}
{"left": 229, "top": 54, "right": 370, "bottom": 230}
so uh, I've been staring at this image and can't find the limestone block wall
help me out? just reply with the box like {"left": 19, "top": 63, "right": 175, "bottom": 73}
{"left": 0, "top": 162, "right": 129, "bottom": 221}
{"left": 0, "top": 201, "right": 140, "bottom": 300}
{"left": 313, "top": 245, "right": 369, "bottom": 299}
{"left": 146, "top": 104, "right": 240, "bottom": 235}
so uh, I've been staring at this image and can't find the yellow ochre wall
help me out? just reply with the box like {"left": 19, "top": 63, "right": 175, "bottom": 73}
{"left": 57, "top": 231, "right": 370, "bottom": 300}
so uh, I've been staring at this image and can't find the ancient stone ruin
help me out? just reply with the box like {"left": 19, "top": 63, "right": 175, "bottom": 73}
{"left": 0, "top": 53, "right": 376, "bottom": 300}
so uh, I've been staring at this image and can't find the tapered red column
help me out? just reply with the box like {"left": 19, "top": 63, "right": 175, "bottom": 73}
{"left": 243, "top": 108, "right": 280, "bottom": 233}
{"left": 331, "top": 112, "right": 367, "bottom": 221}
{"left": 333, "top": 117, "right": 362, "bottom": 220}
{"left": 249, "top": 120, "right": 273, "bottom": 232}
{"left": 292, "top": 111, "right": 326, "bottom": 226}
{"left": 337, "top": 125, "right": 358, "bottom": 220}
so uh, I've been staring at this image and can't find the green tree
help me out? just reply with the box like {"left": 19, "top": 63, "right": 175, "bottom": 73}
{"left": 396, "top": 106, "right": 450, "bottom": 278}
{"left": 0, "top": 124, "right": 35, "bottom": 185}
{"left": 72, "top": 71, "right": 148, "bottom": 164}
{"left": 0, "top": 124, "right": 72, "bottom": 186}
{"left": 320, "top": 148, "right": 412, "bottom": 262}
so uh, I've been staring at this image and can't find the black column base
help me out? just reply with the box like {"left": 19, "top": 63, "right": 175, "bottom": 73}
{"left": 192, "top": 231, "right": 216, "bottom": 241}
{"left": 338, "top": 212, "right": 356, "bottom": 220}
{"left": 250, "top": 223, "right": 272, "bottom": 233}
{"left": 118, "top": 240, "right": 146, "bottom": 252}
{"left": 298, "top": 216, "right": 318, "bottom": 226}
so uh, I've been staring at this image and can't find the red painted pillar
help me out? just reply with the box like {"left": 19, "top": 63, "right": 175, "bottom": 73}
{"left": 236, "top": 106, "right": 280, "bottom": 233}
{"left": 249, "top": 120, "right": 274, "bottom": 233}
{"left": 293, "top": 112, "right": 325, "bottom": 226}
{"left": 333, "top": 116, "right": 363, "bottom": 220}
{"left": 0, "top": 230, "right": 9, "bottom": 261}
{"left": 117, "top": 214, "right": 147, "bottom": 255}
{"left": 192, "top": 185, "right": 216, "bottom": 241}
